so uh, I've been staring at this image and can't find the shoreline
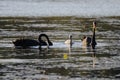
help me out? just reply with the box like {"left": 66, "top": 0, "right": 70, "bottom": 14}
{"left": 0, "top": 15, "right": 120, "bottom": 19}
{"left": 0, "top": 15, "right": 120, "bottom": 18}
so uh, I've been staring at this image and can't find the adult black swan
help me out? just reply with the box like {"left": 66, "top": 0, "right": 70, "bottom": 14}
{"left": 12, "top": 34, "right": 53, "bottom": 48}
{"left": 82, "top": 21, "right": 97, "bottom": 49}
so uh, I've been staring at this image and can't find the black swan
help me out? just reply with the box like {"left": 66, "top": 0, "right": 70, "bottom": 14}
{"left": 82, "top": 21, "right": 97, "bottom": 49}
{"left": 12, "top": 34, "right": 53, "bottom": 48}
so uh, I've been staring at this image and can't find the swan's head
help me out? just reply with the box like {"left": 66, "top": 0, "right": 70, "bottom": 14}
{"left": 69, "top": 34, "right": 72, "bottom": 39}
{"left": 81, "top": 35, "right": 86, "bottom": 41}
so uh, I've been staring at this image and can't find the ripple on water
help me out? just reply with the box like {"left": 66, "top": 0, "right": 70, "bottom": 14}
{"left": 0, "top": 16, "right": 120, "bottom": 79}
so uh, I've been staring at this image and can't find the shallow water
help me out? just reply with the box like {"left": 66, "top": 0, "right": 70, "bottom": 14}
{"left": 0, "top": 16, "right": 120, "bottom": 80}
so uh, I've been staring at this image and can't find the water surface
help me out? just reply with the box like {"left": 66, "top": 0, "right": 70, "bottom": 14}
{"left": 0, "top": 16, "right": 120, "bottom": 80}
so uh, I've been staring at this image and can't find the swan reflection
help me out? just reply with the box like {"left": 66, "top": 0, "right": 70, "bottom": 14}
{"left": 38, "top": 47, "right": 51, "bottom": 59}
{"left": 92, "top": 50, "right": 96, "bottom": 68}
{"left": 82, "top": 41, "right": 97, "bottom": 68}
{"left": 63, "top": 44, "right": 72, "bottom": 60}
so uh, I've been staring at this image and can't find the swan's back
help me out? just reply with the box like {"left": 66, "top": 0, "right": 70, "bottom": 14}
{"left": 65, "top": 40, "right": 71, "bottom": 44}
{"left": 13, "top": 39, "right": 39, "bottom": 48}
{"left": 82, "top": 37, "right": 91, "bottom": 46}
{"left": 65, "top": 34, "right": 72, "bottom": 44}
{"left": 86, "top": 37, "right": 92, "bottom": 46}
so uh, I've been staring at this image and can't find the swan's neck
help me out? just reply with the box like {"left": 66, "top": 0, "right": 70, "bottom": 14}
{"left": 39, "top": 34, "right": 50, "bottom": 43}
{"left": 92, "top": 28, "right": 96, "bottom": 42}
{"left": 70, "top": 37, "right": 72, "bottom": 44}
{"left": 91, "top": 28, "right": 96, "bottom": 49}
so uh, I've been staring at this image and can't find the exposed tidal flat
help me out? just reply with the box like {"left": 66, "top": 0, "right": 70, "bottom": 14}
{"left": 0, "top": 16, "right": 120, "bottom": 80}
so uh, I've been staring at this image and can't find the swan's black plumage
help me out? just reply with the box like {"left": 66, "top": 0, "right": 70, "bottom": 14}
{"left": 91, "top": 28, "right": 97, "bottom": 49}
{"left": 38, "top": 34, "right": 53, "bottom": 46}
{"left": 13, "top": 34, "right": 53, "bottom": 48}
{"left": 13, "top": 39, "right": 39, "bottom": 46}
{"left": 82, "top": 21, "right": 97, "bottom": 49}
